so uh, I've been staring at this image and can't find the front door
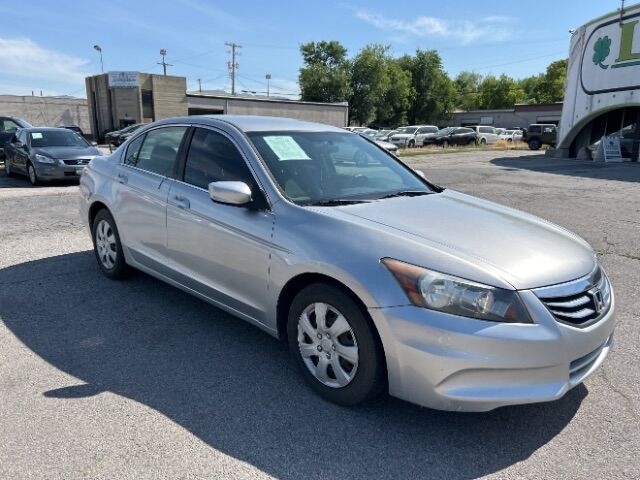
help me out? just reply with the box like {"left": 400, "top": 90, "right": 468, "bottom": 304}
{"left": 166, "top": 126, "right": 274, "bottom": 325}
{"left": 112, "top": 126, "right": 188, "bottom": 269}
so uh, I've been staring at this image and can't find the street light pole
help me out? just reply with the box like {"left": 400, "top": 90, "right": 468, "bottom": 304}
{"left": 265, "top": 73, "right": 271, "bottom": 97}
{"left": 158, "top": 49, "right": 173, "bottom": 76}
{"left": 93, "top": 44, "right": 103, "bottom": 73}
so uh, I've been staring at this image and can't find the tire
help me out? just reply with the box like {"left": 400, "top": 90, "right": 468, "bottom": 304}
{"left": 408, "top": 140, "right": 415, "bottom": 148}
{"left": 507, "top": 138, "right": 513, "bottom": 143}
{"left": 287, "top": 283, "right": 385, "bottom": 406}
{"left": 4, "top": 157, "right": 12, "bottom": 177}
{"left": 27, "top": 162, "right": 40, "bottom": 186}
{"left": 442, "top": 140, "right": 449, "bottom": 148}
{"left": 91, "top": 209, "right": 129, "bottom": 279}
{"left": 480, "top": 138, "right": 487, "bottom": 145}
{"left": 467, "top": 139, "right": 475, "bottom": 146}
{"left": 528, "top": 139, "right": 541, "bottom": 150}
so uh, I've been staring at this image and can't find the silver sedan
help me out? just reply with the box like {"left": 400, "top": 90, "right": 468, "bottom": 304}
{"left": 79, "top": 115, "right": 615, "bottom": 411}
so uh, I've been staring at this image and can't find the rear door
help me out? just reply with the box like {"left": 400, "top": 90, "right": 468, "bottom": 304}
{"left": 166, "top": 126, "right": 274, "bottom": 324}
{"left": 112, "top": 125, "right": 188, "bottom": 269}
{"left": 0, "top": 118, "right": 20, "bottom": 156}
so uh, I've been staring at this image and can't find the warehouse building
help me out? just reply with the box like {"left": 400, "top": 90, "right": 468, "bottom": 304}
{"left": 450, "top": 103, "right": 563, "bottom": 129}
{"left": 85, "top": 72, "right": 348, "bottom": 140}
{"left": 0, "top": 95, "right": 90, "bottom": 133}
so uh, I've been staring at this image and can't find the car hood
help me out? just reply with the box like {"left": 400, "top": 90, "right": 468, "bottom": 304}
{"left": 332, "top": 190, "right": 595, "bottom": 290}
{"left": 34, "top": 146, "right": 100, "bottom": 159}
{"left": 375, "top": 140, "right": 397, "bottom": 149}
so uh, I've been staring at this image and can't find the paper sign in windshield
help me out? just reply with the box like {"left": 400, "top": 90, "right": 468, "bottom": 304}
{"left": 31, "top": 133, "right": 43, "bottom": 139}
{"left": 263, "top": 136, "right": 310, "bottom": 161}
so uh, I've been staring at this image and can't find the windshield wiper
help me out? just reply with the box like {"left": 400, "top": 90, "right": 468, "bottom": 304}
{"left": 377, "top": 190, "right": 432, "bottom": 200}
{"left": 305, "top": 199, "right": 371, "bottom": 206}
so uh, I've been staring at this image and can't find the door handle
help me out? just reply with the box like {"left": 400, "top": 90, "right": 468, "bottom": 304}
{"left": 170, "top": 195, "right": 190, "bottom": 209}
{"left": 116, "top": 173, "right": 128, "bottom": 185}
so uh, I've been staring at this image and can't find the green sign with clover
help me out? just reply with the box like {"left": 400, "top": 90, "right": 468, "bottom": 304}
{"left": 592, "top": 35, "right": 611, "bottom": 69}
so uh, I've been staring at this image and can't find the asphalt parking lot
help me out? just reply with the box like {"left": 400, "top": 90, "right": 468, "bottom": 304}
{"left": 0, "top": 150, "right": 639, "bottom": 479}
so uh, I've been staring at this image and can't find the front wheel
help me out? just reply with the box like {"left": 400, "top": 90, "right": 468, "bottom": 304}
{"left": 4, "top": 158, "right": 12, "bottom": 177}
{"left": 408, "top": 140, "right": 415, "bottom": 148}
{"left": 27, "top": 163, "right": 40, "bottom": 186}
{"left": 442, "top": 140, "right": 449, "bottom": 148}
{"left": 288, "top": 283, "right": 385, "bottom": 406}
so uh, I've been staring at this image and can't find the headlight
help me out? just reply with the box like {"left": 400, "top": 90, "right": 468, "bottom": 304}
{"left": 382, "top": 258, "right": 532, "bottom": 323}
{"left": 35, "top": 154, "right": 56, "bottom": 164}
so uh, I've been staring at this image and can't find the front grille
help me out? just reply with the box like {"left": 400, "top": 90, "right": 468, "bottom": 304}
{"left": 63, "top": 158, "right": 90, "bottom": 166}
{"left": 534, "top": 267, "right": 611, "bottom": 328}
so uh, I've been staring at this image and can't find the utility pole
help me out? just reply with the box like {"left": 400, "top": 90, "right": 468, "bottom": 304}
{"left": 225, "top": 42, "right": 241, "bottom": 95}
{"left": 158, "top": 49, "right": 173, "bottom": 76}
{"left": 265, "top": 74, "right": 271, "bottom": 97}
{"left": 197, "top": 78, "right": 202, "bottom": 92}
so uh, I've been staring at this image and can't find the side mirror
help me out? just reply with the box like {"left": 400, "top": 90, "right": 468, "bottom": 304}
{"left": 208, "top": 181, "right": 252, "bottom": 206}
{"left": 15, "top": 141, "right": 24, "bottom": 149}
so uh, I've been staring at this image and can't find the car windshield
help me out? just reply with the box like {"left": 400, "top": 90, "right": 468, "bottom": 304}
{"left": 121, "top": 124, "right": 141, "bottom": 133}
{"left": 29, "top": 130, "right": 89, "bottom": 148}
{"left": 436, "top": 127, "right": 455, "bottom": 135}
{"left": 248, "top": 131, "right": 433, "bottom": 205}
{"left": 360, "top": 130, "right": 377, "bottom": 138}
{"left": 396, "top": 127, "right": 418, "bottom": 134}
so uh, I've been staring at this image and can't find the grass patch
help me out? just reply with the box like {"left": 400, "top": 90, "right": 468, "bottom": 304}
{"left": 398, "top": 141, "right": 530, "bottom": 157}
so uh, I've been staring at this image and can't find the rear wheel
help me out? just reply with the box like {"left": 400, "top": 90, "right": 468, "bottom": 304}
{"left": 288, "top": 283, "right": 385, "bottom": 406}
{"left": 408, "top": 140, "right": 415, "bottom": 148}
{"left": 442, "top": 139, "right": 449, "bottom": 148}
{"left": 92, "top": 209, "right": 129, "bottom": 279}
{"left": 528, "top": 139, "right": 541, "bottom": 150}
{"left": 480, "top": 138, "right": 487, "bottom": 145}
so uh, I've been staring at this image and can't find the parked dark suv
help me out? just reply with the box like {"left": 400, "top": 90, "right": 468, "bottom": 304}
{"left": 523, "top": 124, "right": 557, "bottom": 150}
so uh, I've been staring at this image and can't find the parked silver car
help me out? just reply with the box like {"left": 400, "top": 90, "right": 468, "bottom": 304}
{"left": 80, "top": 115, "right": 615, "bottom": 411}
{"left": 389, "top": 125, "right": 438, "bottom": 148}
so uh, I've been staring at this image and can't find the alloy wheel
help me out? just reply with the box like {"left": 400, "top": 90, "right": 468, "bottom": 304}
{"left": 28, "top": 165, "right": 37, "bottom": 184}
{"left": 95, "top": 219, "right": 117, "bottom": 269}
{"left": 297, "top": 302, "right": 359, "bottom": 388}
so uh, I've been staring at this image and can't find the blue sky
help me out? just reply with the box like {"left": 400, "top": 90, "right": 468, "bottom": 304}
{"left": 0, "top": 0, "right": 625, "bottom": 98}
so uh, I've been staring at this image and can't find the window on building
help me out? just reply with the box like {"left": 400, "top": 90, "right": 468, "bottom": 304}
{"left": 141, "top": 89, "right": 155, "bottom": 120}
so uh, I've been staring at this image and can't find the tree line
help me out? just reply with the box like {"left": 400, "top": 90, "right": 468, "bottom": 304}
{"left": 298, "top": 41, "right": 567, "bottom": 127}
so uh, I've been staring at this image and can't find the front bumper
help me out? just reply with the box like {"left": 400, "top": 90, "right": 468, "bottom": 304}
{"left": 34, "top": 163, "right": 86, "bottom": 180}
{"left": 368, "top": 288, "right": 615, "bottom": 412}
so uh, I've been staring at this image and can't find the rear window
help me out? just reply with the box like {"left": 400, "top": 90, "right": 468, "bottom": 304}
{"left": 529, "top": 125, "right": 542, "bottom": 133}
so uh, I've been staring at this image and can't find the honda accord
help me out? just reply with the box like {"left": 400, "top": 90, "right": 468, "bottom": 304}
{"left": 79, "top": 115, "right": 615, "bottom": 411}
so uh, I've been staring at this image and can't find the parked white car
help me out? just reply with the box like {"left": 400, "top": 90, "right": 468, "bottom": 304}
{"left": 389, "top": 126, "right": 438, "bottom": 148}
{"left": 498, "top": 129, "right": 523, "bottom": 143}
{"left": 469, "top": 126, "right": 499, "bottom": 145}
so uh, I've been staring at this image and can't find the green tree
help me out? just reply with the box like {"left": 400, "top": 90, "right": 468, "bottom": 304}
{"left": 534, "top": 59, "right": 567, "bottom": 103}
{"left": 477, "top": 74, "right": 526, "bottom": 109}
{"left": 399, "top": 49, "right": 456, "bottom": 124}
{"left": 375, "top": 59, "right": 412, "bottom": 126}
{"left": 298, "top": 41, "right": 351, "bottom": 103}
{"left": 454, "top": 71, "right": 482, "bottom": 110}
{"left": 348, "top": 45, "right": 390, "bottom": 125}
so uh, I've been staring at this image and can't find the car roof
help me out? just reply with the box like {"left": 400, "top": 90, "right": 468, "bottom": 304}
{"left": 23, "top": 127, "right": 75, "bottom": 132}
{"left": 154, "top": 115, "right": 346, "bottom": 133}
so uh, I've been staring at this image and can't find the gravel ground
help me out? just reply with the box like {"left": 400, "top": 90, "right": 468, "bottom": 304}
{"left": 0, "top": 150, "right": 638, "bottom": 479}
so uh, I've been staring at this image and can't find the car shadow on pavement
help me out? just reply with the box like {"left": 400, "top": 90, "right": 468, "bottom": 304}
{"left": 0, "top": 169, "right": 80, "bottom": 188}
{"left": 0, "top": 252, "right": 586, "bottom": 480}
{"left": 491, "top": 156, "right": 640, "bottom": 183}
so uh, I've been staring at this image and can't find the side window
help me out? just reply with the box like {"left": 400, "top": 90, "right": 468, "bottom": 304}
{"left": 134, "top": 126, "right": 187, "bottom": 176}
{"left": 18, "top": 130, "right": 28, "bottom": 144}
{"left": 543, "top": 126, "right": 555, "bottom": 133}
{"left": 123, "top": 134, "right": 145, "bottom": 167}
{"left": 530, "top": 125, "right": 542, "bottom": 133}
{"left": 183, "top": 128, "right": 255, "bottom": 190}
{"left": 0, "top": 119, "right": 19, "bottom": 133}
{"left": 417, "top": 127, "right": 429, "bottom": 134}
